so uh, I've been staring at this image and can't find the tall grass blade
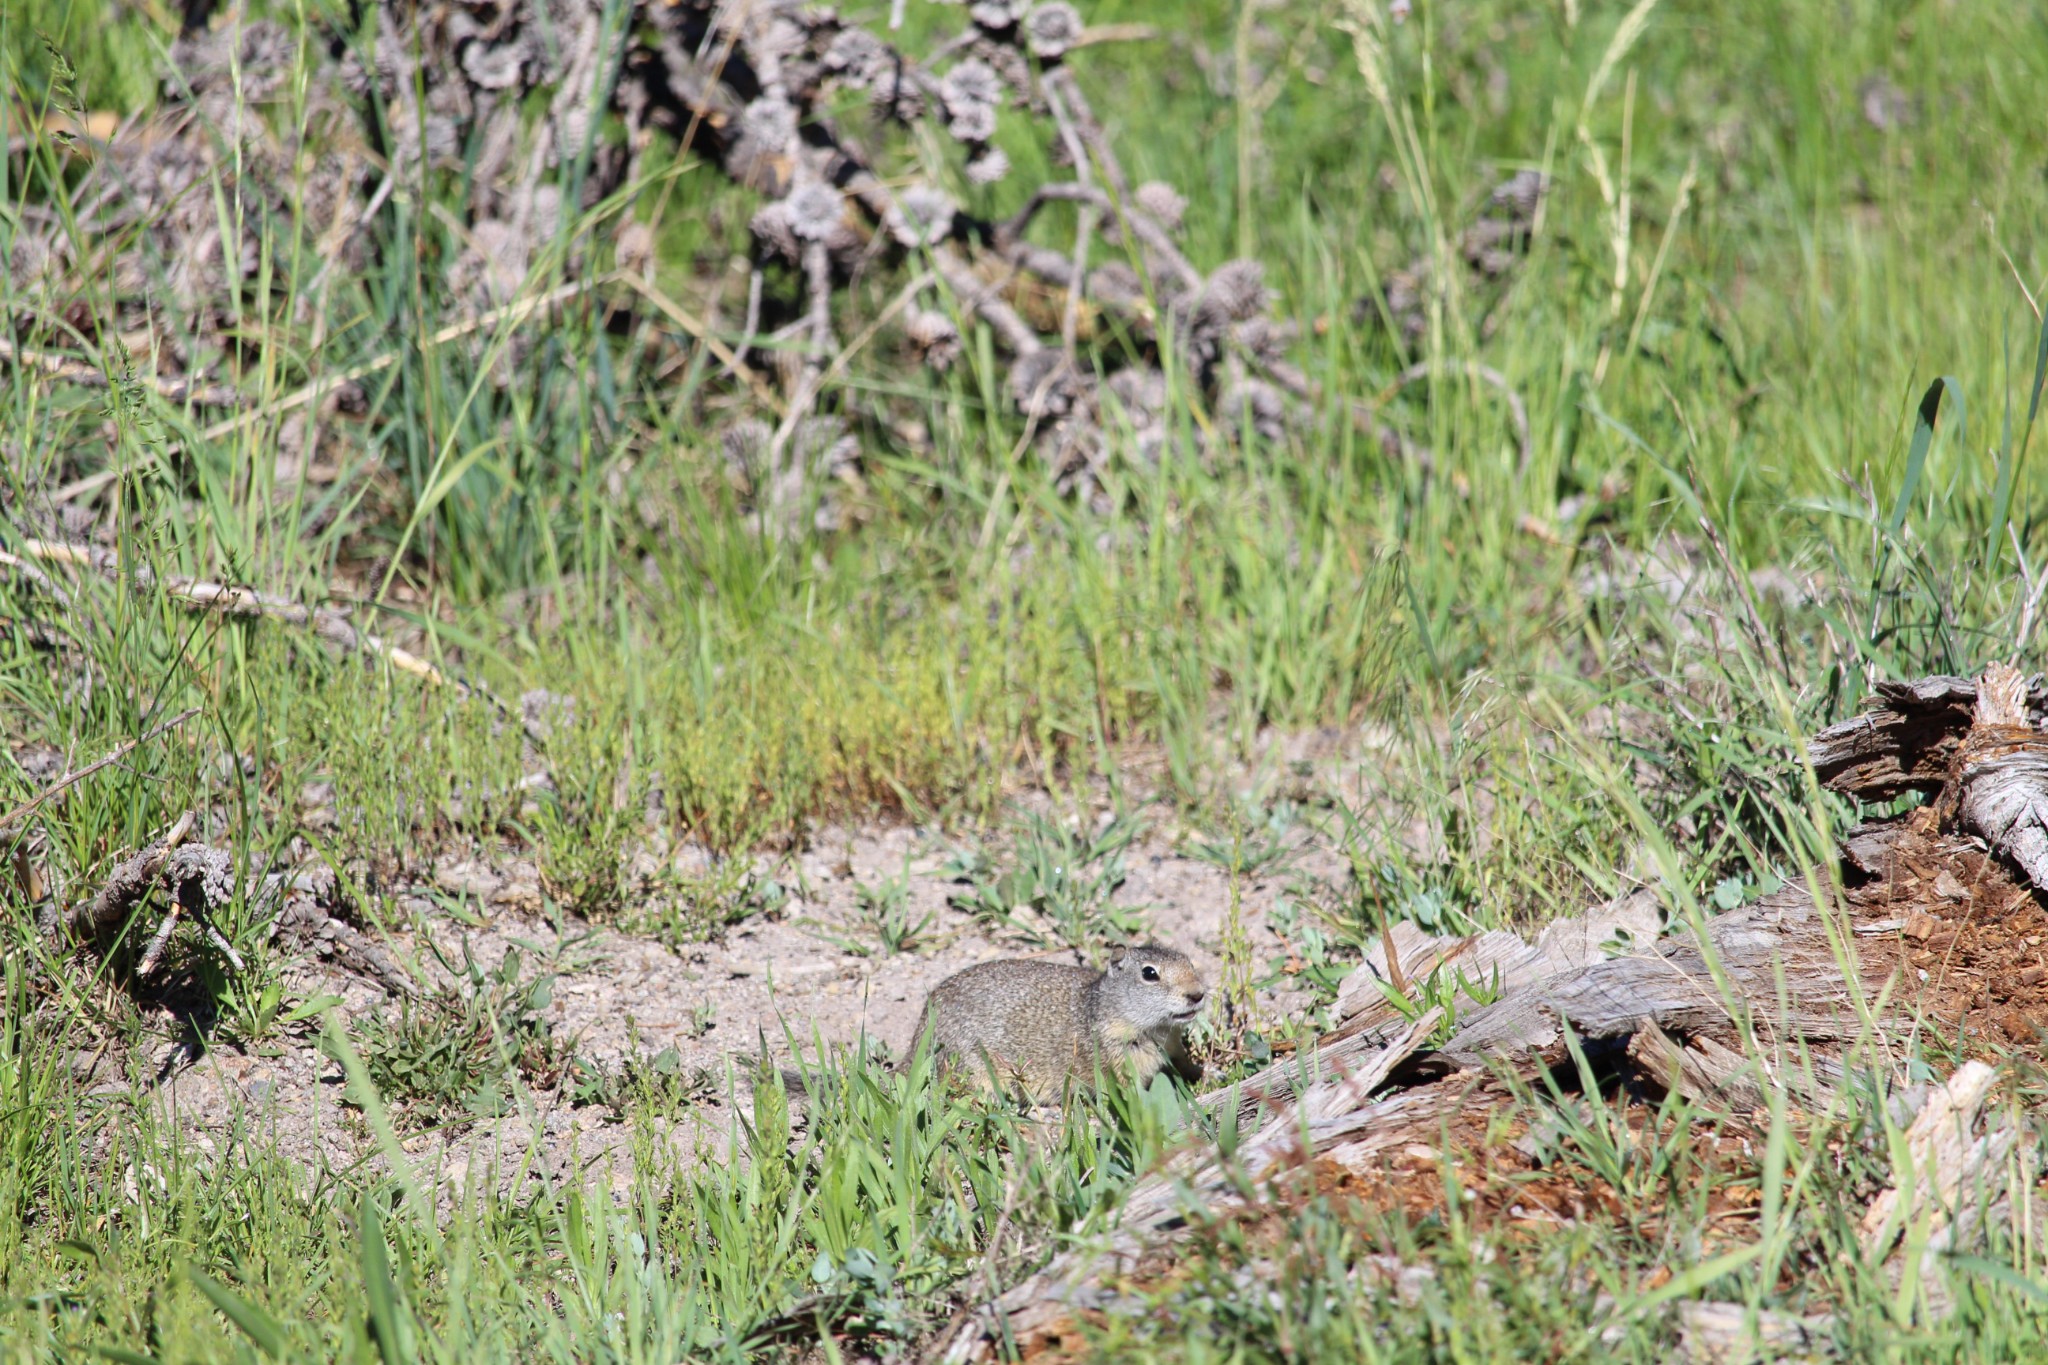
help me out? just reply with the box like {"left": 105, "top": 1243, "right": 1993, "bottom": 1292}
{"left": 186, "top": 1266, "right": 291, "bottom": 1358}
{"left": 361, "top": 1197, "right": 419, "bottom": 1365}
{"left": 1991, "top": 307, "right": 2048, "bottom": 567}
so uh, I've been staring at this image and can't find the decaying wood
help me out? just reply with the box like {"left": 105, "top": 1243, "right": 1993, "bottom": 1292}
{"left": 266, "top": 866, "right": 412, "bottom": 994}
{"left": 0, "top": 336, "right": 245, "bottom": 407}
{"left": 1809, "top": 676, "right": 1979, "bottom": 798}
{"left": 1813, "top": 662, "right": 2048, "bottom": 895}
{"left": 57, "top": 809, "right": 197, "bottom": 945}
{"left": 1808, "top": 674, "right": 2046, "bottom": 799}
{"left": 1949, "top": 662, "right": 2048, "bottom": 893}
{"left": 1859, "top": 1060, "right": 2013, "bottom": 1258}
{"left": 1435, "top": 885, "right": 1863, "bottom": 1067}
{"left": 1677, "top": 1301, "right": 1836, "bottom": 1364}
{"left": 16, "top": 539, "right": 454, "bottom": 688}
{"left": 1626, "top": 1021, "right": 1772, "bottom": 1114}
{"left": 1331, "top": 888, "right": 1665, "bottom": 1025}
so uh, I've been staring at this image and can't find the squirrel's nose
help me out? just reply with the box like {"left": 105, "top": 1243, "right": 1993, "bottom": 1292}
{"left": 1187, "top": 989, "right": 1206, "bottom": 1006}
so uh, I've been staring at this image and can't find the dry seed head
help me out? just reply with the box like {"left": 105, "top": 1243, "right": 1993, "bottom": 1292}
{"left": 970, "top": 0, "right": 1025, "bottom": 29}
{"left": 941, "top": 58, "right": 1004, "bottom": 116}
{"left": 739, "top": 94, "right": 799, "bottom": 153}
{"left": 1134, "top": 181, "right": 1187, "bottom": 234}
{"left": 786, "top": 182, "right": 847, "bottom": 241}
{"left": 966, "top": 146, "right": 1011, "bottom": 184}
{"left": 1026, "top": 3, "right": 1083, "bottom": 58}
{"left": 889, "top": 185, "right": 957, "bottom": 247}
{"left": 905, "top": 308, "right": 962, "bottom": 369}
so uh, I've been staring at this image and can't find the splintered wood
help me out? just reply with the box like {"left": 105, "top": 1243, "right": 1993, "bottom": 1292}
{"left": 943, "top": 664, "right": 2048, "bottom": 1360}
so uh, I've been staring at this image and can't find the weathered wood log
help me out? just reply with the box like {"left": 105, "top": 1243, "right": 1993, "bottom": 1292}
{"left": 1950, "top": 663, "right": 2048, "bottom": 894}
{"left": 1626, "top": 1021, "right": 1771, "bottom": 1114}
{"left": 1859, "top": 1060, "right": 2012, "bottom": 1258}
{"left": 1677, "top": 1301, "right": 1836, "bottom": 1364}
{"left": 1809, "top": 676, "right": 1983, "bottom": 798}
{"left": 1807, "top": 674, "right": 2048, "bottom": 799}
{"left": 1435, "top": 884, "right": 1864, "bottom": 1067}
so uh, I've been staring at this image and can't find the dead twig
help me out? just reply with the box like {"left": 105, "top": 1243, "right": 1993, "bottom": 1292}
{"left": 932, "top": 246, "right": 1043, "bottom": 357}
{"left": 764, "top": 237, "right": 840, "bottom": 519}
{"left": 199, "top": 276, "right": 602, "bottom": 442}
{"left": 1041, "top": 75, "right": 1097, "bottom": 366}
{"left": 0, "top": 337, "right": 244, "bottom": 407}
{"left": 609, "top": 269, "right": 786, "bottom": 416}
{"left": 133, "top": 810, "right": 200, "bottom": 977}
{"left": 0, "top": 708, "right": 200, "bottom": 834}
{"left": 9, "top": 541, "right": 546, "bottom": 744}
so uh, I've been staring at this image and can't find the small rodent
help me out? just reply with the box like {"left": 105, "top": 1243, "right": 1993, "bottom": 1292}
{"left": 909, "top": 943, "right": 1207, "bottom": 1102}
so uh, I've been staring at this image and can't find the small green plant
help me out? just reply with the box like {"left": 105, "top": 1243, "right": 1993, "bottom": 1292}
{"left": 631, "top": 859, "right": 788, "bottom": 947}
{"left": 1372, "top": 955, "right": 1507, "bottom": 1046}
{"left": 343, "top": 942, "right": 567, "bottom": 1125}
{"left": 568, "top": 1045, "right": 716, "bottom": 1119}
{"left": 813, "top": 857, "right": 937, "bottom": 957}
{"left": 216, "top": 974, "right": 343, "bottom": 1048}
{"left": 942, "top": 810, "right": 1147, "bottom": 950}
{"left": 1187, "top": 797, "right": 1306, "bottom": 878}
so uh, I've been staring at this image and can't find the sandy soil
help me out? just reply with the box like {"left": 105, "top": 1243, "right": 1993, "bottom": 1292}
{"left": 120, "top": 737, "right": 1382, "bottom": 1196}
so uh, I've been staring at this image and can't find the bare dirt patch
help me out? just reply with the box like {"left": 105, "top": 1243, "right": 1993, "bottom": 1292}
{"left": 134, "top": 798, "right": 1356, "bottom": 1192}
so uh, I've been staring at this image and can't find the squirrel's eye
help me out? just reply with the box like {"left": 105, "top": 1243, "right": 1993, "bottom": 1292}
{"left": 1141, "top": 965, "right": 1158, "bottom": 981}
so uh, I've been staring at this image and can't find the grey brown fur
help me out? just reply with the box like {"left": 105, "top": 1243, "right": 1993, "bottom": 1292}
{"left": 909, "top": 944, "right": 1207, "bottom": 1102}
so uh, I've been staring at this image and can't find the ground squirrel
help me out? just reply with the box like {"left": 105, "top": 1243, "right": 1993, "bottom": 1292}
{"left": 909, "top": 944, "right": 1207, "bottom": 1102}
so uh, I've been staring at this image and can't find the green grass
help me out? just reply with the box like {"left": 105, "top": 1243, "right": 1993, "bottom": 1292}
{"left": 5, "top": 0, "right": 2048, "bottom": 1355}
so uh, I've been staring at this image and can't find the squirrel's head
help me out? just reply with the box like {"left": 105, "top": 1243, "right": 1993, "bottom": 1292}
{"left": 1101, "top": 943, "right": 1207, "bottom": 1032}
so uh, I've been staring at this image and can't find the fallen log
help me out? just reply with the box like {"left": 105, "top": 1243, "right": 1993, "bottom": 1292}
{"left": 913, "top": 670, "right": 2048, "bottom": 1359}
{"left": 947, "top": 665, "right": 2048, "bottom": 1360}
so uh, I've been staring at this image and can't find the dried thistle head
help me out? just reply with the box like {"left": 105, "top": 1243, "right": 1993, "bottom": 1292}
{"left": 888, "top": 185, "right": 957, "bottom": 247}
{"left": 785, "top": 181, "right": 847, "bottom": 242}
{"left": 1087, "top": 261, "right": 1144, "bottom": 307}
{"left": 1134, "top": 181, "right": 1186, "bottom": 234}
{"left": 1008, "top": 349, "right": 1084, "bottom": 418}
{"left": 969, "top": 0, "right": 1025, "bottom": 30}
{"left": 1025, "top": 3, "right": 1083, "bottom": 59}
{"left": 167, "top": 844, "right": 236, "bottom": 910}
{"left": 462, "top": 39, "right": 529, "bottom": 91}
{"left": 1104, "top": 366, "right": 1168, "bottom": 420}
{"left": 614, "top": 219, "right": 656, "bottom": 277}
{"left": 796, "top": 415, "right": 861, "bottom": 473}
{"left": 1488, "top": 168, "right": 1549, "bottom": 225}
{"left": 940, "top": 57, "right": 1004, "bottom": 142}
{"left": 905, "top": 308, "right": 962, "bottom": 369}
{"left": 739, "top": 94, "right": 799, "bottom": 154}
{"left": 1197, "top": 259, "right": 1269, "bottom": 327}
{"left": 1233, "top": 316, "right": 1297, "bottom": 368}
{"left": 966, "top": 146, "right": 1011, "bottom": 185}
{"left": 823, "top": 28, "right": 891, "bottom": 88}
{"left": 750, "top": 199, "right": 801, "bottom": 260}
{"left": 1219, "top": 378, "right": 1288, "bottom": 443}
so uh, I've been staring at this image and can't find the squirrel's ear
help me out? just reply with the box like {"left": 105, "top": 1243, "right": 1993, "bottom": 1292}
{"left": 1107, "top": 943, "right": 1129, "bottom": 966}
